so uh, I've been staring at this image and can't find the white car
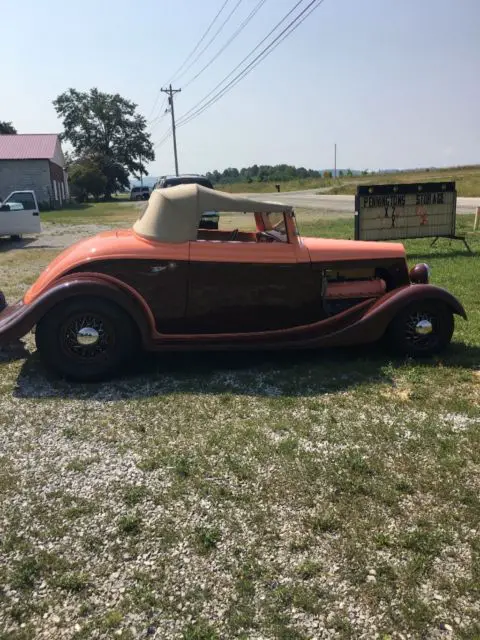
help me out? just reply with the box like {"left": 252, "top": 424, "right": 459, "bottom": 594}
{"left": 0, "top": 190, "right": 41, "bottom": 239}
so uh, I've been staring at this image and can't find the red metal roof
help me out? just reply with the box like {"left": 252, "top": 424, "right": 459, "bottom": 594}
{"left": 0, "top": 134, "right": 59, "bottom": 160}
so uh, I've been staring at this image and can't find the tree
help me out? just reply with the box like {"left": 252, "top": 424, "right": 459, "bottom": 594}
{"left": 53, "top": 88, "right": 154, "bottom": 197}
{"left": 0, "top": 121, "right": 17, "bottom": 134}
{"left": 69, "top": 157, "right": 107, "bottom": 202}
{"left": 323, "top": 170, "right": 333, "bottom": 179}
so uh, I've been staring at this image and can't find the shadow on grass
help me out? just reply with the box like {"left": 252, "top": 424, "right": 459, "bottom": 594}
{"left": 11, "top": 340, "right": 480, "bottom": 401}
{"left": 0, "top": 237, "right": 37, "bottom": 253}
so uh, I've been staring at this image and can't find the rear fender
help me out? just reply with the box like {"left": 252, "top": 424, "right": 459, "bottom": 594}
{"left": 0, "top": 273, "right": 156, "bottom": 347}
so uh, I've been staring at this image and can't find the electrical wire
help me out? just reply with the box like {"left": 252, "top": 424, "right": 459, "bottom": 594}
{"left": 168, "top": 0, "right": 231, "bottom": 84}
{"left": 147, "top": 0, "right": 230, "bottom": 122}
{"left": 153, "top": 128, "right": 173, "bottom": 150}
{"left": 175, "top": 0, "right": 245, "bottom": 84}
{"left": 149, "top": 106, "right": 169, "bottom": 135}
{"left": 182, "top": 0, "right": 268, "bottom": 90}
{"left": 177, "top": 0, "right": 324, "bottom": 130}
{"left": 148, "top": 96, "right": 167, "bottom": 125}
{"left": 175, "top": 0, "right": 305, "bottom": 127}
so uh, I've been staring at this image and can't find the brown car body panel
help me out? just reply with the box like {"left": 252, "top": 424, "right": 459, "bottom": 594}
{"left": 0, "top": 275, "right": 466, "bottom": 352}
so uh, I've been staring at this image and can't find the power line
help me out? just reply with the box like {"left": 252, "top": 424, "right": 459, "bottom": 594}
{"left": 179, "top": 0, "right": 323, "bottom": 128}
{"left": 175, "top": 0, "right": 245, "bottom": 84}
{"left": 148, "top": 97, "right": 167, "bottom": 126}
{"left": 175, "top": 0, "right": 306, "bottom": 127}
{"left": 168, "top": 0, "right": 231, "bottom": 84}
{"left": 147, "top": 0, "right": 230, "bottom": 122}
{"left": 178, "top": 0, "right": 324, "bottom": 129}
{"left": 149, "top": 106, "right": 169, "bottom": 135}
{"left": 182, "top": 0, "right": 268, "bottom": 90}
{"left": 153, "top": 129, "right": 173, "bottom": 150}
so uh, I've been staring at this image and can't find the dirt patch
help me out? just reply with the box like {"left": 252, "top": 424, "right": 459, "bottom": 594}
{"left": 6, "top": 223, "right": 113, "bottom": 251}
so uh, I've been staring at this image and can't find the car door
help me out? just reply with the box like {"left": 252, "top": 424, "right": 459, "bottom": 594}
{"left": 187, "top": 239, "right": 323, "bottom": 334}
{"left": 0, "top": 191, "right": 41, "bottom": 236}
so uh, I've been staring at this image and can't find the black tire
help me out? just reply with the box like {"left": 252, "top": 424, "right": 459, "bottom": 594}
{"left": 11, "top": 235, "right": 22, "bottom": 241}
{"left": 35, "top": 297, "right": 138, "bottom": 381}
{"left": 387, "top": 301, "right": 454, "bottom": 357}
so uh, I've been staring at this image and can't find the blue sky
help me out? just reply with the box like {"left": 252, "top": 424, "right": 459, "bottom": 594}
{"left": 1, "top": 0, "right": 479, "bottom": 177}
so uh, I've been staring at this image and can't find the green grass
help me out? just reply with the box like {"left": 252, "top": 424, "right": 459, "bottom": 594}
{"left": 327, "top": 164, "right": 480, "bottom": 197}
{"left": 41, "top": 198, "right": 141, "bottom": 225}
{"left": 0, "top": 211, "right": 479, "bottom": 638}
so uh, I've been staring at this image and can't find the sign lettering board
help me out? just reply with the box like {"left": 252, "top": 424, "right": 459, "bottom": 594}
{"left": 354, "top": 182, "right": 456, "bottom": 241}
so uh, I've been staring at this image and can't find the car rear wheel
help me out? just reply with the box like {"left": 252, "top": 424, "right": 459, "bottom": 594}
{"left": 387, "top": 301, "right": 454, "bottom": 357}
{"left": 35, "top": 297, "right": 138, "bottom": 381}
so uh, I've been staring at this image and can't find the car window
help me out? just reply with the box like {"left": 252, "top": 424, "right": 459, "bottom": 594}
{"left": 1, "top": 202, "right": 24, "bottom": 211}
{"left": 5, "top": 192, "right": 36, "bottom": 210}
{"left": 164, "top": 178, "right": 213, "bottom": 189}
{"left": 196, "top": 211, "right": 258, "bottom": 243}
{"left": 259, "top": 212, "right": 289, "bottom": 243}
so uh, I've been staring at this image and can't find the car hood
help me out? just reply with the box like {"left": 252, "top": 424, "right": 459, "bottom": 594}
{"left": 301, "top": 236, "right": 406, "bottom": 263}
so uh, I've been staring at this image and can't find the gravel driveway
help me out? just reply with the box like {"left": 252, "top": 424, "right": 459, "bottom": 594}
{"left": 0, "top": 223, "right": 478, "bottom": 640}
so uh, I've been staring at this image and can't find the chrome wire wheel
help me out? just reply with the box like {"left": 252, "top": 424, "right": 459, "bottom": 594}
{"left": 36, "top": 297, "right": 138, "bottom": 381}
{"left": 388, "top": 302, "right": 454, "bottom": 357}
{"left": 61, "top": 313, "right": 113, "bottom": 360}
{"left": 403, "top": 310, "right": 437, "bottom": 350}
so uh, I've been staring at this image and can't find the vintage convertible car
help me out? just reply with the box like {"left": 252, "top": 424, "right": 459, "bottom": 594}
{"left": 0, "top": 184, "right": 466, "bottom": 380}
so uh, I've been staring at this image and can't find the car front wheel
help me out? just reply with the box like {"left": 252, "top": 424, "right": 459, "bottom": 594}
{"left": 35, "top": 297, "right": 138, "bottom": 381}
{"left": 387, "top": 302, "right": 454, "bottom": 357}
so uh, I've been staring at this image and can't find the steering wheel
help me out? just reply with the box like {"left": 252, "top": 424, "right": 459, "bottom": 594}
{"left": 257, "top": 231, "right": 274, "bottom": 243}
{"left": 230, "top": 228, "right": 239, "bottom": 241}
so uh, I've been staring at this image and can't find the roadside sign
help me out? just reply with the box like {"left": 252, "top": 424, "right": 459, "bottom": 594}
{"left": 355, "top": 182, "right": 457, "bottom": 242}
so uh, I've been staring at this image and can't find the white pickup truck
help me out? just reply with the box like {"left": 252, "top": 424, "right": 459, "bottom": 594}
{"left": 0, "top": 190, "right": 41, "bottom": 239}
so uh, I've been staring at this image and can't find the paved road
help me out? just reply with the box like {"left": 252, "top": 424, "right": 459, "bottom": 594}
{"left": 241, "top": 189, "right": 480, "bottom": 215}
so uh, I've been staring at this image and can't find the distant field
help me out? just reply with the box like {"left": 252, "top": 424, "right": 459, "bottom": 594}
{"left": 327, "top": 165, "right": 480, "bottom": 197}
{"left": 218, "top": 177, "right": 335, "bottom": 193}
{"left": 217, "top": 166, "right": 480, "bottom": 197}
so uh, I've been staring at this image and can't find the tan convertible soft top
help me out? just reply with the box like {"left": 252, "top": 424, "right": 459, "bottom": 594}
{"left": 133, "top": 183, "right": 292, "bottom": 243}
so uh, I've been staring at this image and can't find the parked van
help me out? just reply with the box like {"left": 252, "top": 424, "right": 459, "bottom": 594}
{"left": 0, "top": 190, "right": 41, "bottom": 239}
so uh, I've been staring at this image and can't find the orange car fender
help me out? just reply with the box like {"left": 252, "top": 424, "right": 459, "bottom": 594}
{"left": 6, "top": 273, "right": 157, "bottom": 347}
{"left": 355, "top": 284, "right": 467, "bottom": 342}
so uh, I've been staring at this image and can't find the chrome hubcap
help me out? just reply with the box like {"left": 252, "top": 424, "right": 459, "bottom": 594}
{"left": 63, "top": 315, "right": 110, "bottom": 359}
{"left": 415, "top": 319, "right": 433, "bottom": 335}
{"left": 404, "top": 311, "right": 437, "bottom": 348}
{"left": 77, "top": 327, "right": 100, "bottom": 346}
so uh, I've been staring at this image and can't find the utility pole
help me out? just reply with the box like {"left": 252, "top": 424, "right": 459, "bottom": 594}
{"left": 334, "top": 143, "right": 337, "bottom": 179}
{"left": 161, "top": 84, "right": 181, "bottom": 176}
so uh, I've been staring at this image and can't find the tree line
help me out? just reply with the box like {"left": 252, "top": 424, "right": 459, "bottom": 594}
{"left": 205, "top": 165, "right": 356, "bottom": 184}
